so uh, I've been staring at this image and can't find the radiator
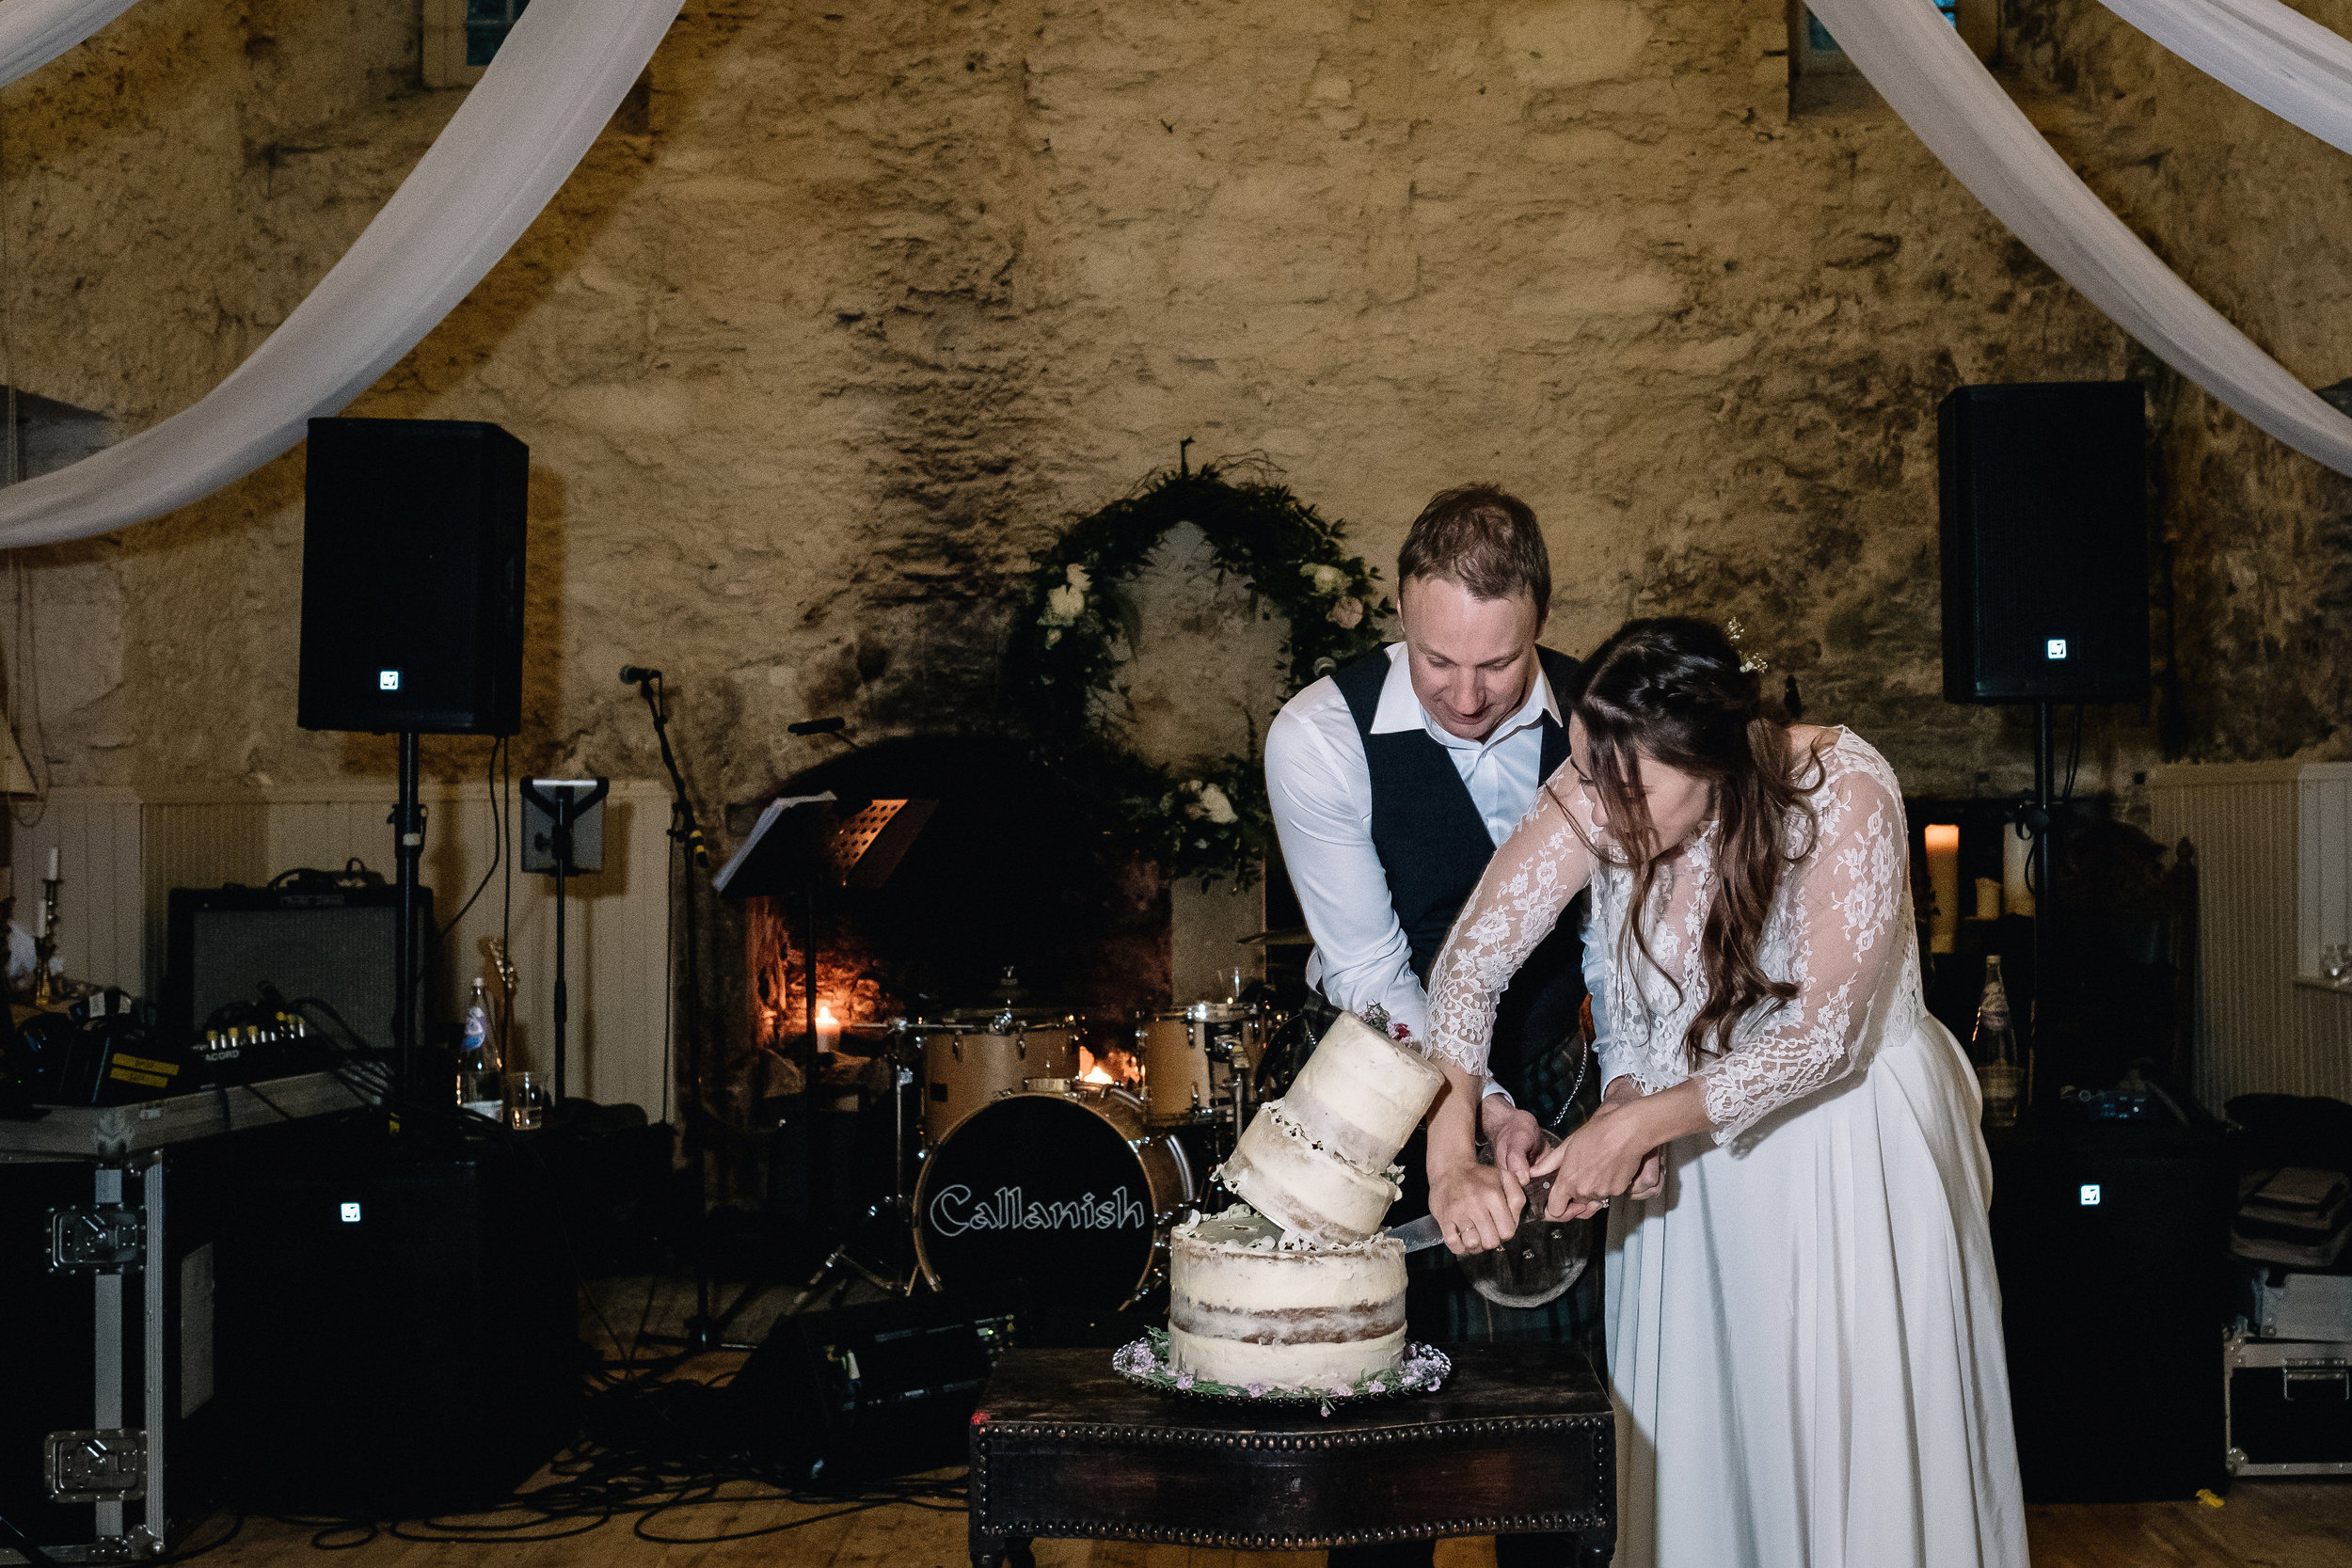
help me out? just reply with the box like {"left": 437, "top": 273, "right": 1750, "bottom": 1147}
{"left": 14, "top": 781, "right": 676, "bottom": 1120}
{"left": 2149, "top": 761, "right": 2352, "bottom": 1109}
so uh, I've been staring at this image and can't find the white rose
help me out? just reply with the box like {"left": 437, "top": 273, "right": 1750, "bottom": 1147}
{"left": 1199, "top": 784, "right": 1238, "bottom": 824}
{"left": 1309, "top": 563, "right": 1345, "bottom": 594}
{"left": 1066, "top": 562, "right": 1092, "bottom": 592}
{"left": 1044, "top": 582, "right": 1087, "bottom": 622}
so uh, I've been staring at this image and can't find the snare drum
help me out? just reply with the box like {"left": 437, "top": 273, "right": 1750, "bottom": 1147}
{"left": 915, "top": 1010, "right": 1077, "bottom": 1144}
{"left": 914, "top": 1083, "right": 1194, "bottom": 1314}
{"left": 1137, "top": 1002, "right": 1263, "bottom": 1125}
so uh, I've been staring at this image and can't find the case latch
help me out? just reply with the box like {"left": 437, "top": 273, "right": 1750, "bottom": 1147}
{"left": 44, "top": 1430, "right": 148, "bottom": 1502}
{"left": 46, "top": 1204, "right": 146, "bottom": 1273}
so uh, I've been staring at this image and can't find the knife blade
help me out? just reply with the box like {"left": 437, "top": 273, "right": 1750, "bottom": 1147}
{"left": 1384, "top": 1212, "right": 1447, "bottom": 1253}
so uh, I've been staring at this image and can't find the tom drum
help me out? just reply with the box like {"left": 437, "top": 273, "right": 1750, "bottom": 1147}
{"left": 1137, "top": 1002, "right": 1263, "bottom": 1125}
{"left": 916, "top": 1012, "right": 1077, "bottom": 1145}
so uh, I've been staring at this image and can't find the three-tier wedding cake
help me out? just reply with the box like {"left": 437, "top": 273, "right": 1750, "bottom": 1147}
{"left": 1167, "top": 1011, "right": 1443, "bottom": 1387}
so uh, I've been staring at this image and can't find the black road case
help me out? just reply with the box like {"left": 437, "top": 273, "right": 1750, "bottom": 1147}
{"left": 0, "top": 1073, "right": 373, "bottom": 1561}
{"left": 2226, "top": 1330, "right": 2352, "bottom": 1478}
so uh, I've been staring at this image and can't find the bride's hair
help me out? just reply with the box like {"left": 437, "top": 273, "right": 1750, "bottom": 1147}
{"left": 1559, "top": 616, "right": 1826, "bottom": 1067}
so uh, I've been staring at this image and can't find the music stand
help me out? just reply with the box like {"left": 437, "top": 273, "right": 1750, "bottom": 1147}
{"left": 647, "top": 794, "right": 936, "bottom": 1346}
{"left": 520, "top": 776, "right": 610, "bottom": 1104}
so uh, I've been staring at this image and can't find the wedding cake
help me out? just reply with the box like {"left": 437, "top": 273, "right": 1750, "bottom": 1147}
{"left": 1167, "top": 1012, "right": 1443, "bottom": 1388}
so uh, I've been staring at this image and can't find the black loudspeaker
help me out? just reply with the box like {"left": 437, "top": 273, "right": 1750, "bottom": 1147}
{"left": 732, "top": 1291, "right": 1016, "bottom": 1484}
{"left": 213, "top": 1117, "right": 578, "bottom": 1518}
{"left": 165, "top": 884, "right": 433, "bottom": 1052}
{"left": 1989, "top": 1124, "right": 2234, "bottom": 1501}
{"left": 298, "top": 417, "right": 528, "bottom": 736}
{"left": 1939, "top": 383, "right": 2149, "bottom": 704}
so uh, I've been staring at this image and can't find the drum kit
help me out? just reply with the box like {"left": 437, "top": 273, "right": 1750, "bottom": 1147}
{"left": 797, "top": 972, "right": 1291, "bottom": 1319}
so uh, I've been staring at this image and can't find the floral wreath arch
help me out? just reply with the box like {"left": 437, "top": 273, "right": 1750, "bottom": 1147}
{"left": 1008, "top": 462, "right": 1390, "bottom": 887}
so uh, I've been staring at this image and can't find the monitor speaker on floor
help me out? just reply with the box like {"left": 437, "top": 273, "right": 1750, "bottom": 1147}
{"left": 298, "top": 417, "right": 529, "bottom": 736}
{"left": 1939, "top": 382, "right": 2150, "bottom": 705}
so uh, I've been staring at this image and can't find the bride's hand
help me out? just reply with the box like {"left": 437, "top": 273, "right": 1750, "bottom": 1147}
{"left": 1532, "top": 1096, "right": 1660, "bottom": 1220}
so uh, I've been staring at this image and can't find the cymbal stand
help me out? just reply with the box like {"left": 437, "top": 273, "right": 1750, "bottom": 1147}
{"left": 786, "top": 1018, "right": 922, "bottom": 1315}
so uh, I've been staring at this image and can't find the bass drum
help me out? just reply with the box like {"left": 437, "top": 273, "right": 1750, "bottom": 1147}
{"left": 914, "top": 1086, "right": 1194, "bottom": 1315}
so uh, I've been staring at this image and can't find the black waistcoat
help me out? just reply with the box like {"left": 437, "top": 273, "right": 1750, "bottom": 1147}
{"left": 1335, "top": 643, "right": 1589, "bottom": 1115}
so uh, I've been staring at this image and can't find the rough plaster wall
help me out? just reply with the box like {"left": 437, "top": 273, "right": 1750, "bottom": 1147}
{"left": 8, "top": 0, "right": 2346, "bottom": 817}
{"left": 2005, "top": 0, "right": 2352, "bottom": 766}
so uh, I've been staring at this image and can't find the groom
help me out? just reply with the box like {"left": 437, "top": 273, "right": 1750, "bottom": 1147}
{"left": 1264, "top": 483, "right": 1599, "bottom": 1568}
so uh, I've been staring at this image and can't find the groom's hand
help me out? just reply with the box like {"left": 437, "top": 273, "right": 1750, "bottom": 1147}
{"left": 1480, "top": 1096, "right": 1544, "bottom": 1184}
{"left": 1429, "top": 1163, "right": 1523, "bottom": 1256}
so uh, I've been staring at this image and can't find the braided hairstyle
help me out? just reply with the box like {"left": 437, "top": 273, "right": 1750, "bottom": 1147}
{"left": 1561, "top": 616, "right": 1826, "bottom": 1068}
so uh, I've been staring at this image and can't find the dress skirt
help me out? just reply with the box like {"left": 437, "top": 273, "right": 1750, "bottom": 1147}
{"left": 1603, "top": 1013, "right": 2027, "bottom": 1568}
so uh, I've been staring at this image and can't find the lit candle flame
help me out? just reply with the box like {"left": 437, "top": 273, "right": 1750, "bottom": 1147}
{"left": 816, "top": 1002, "right": 837, "bottom": 1026}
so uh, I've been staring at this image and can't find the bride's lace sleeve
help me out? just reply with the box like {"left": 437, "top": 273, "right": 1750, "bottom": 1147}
{"left": 1423, "top": 774, "right": 1597, "bottom": 1077}
{"left": 1694, "top": 741, "right": 1910, "bottom": 1144}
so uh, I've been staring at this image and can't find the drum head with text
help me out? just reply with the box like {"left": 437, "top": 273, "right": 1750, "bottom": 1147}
{"left": 916, "top": 1095, "right": 1159, "bottom": 1313}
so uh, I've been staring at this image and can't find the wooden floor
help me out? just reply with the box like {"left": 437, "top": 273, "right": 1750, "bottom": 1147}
{"left": 186, "top": 1484, "right": 2352, "bottom": 1568}
{"left": 179, "top": 1276, "right": 2351, "bottom": 1568}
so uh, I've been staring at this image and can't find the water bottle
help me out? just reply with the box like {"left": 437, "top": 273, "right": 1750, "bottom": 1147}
{"left": 1974, "top": 955, "right": 2021, "bottom": 1129}
{"left": 457, "top": 979, "right": 502, "bottom": 1119}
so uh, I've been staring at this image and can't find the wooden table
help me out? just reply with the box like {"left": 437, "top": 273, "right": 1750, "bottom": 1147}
{"left": 966, "top": 1343, "right": 1614, "bottom": 1565}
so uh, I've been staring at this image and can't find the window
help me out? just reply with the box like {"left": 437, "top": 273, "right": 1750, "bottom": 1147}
{"left": 1789, "top": 0, "right": 1997, "bottom": 116}
{"left": 422, "top": 0, "right": 530, "bottom": 88}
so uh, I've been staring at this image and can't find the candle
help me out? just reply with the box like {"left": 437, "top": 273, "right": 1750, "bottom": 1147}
{"left": 46, "top": 847, "right": 58, "bottom": 881}
{"left": 1974, "top": 878, "right": 2002, "bottom": 922}
{"left": 2002, "top": 828, "right": 2036, "bottom": 918}
{"left": 815, "top": 1001, "right": 840, "bottom": 1054}
{"left": 1925, "top": 824, "right": 1961, "bottom": 955}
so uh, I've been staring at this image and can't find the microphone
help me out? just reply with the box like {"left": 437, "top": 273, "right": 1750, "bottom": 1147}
{"left": 619, "top": 665, "right": 661, "bottom": 685}
{"left": 787, "top": 717, "right": 846, "bottom": 736}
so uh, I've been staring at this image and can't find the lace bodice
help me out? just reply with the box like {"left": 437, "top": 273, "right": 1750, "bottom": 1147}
{"left": 1424, "top": 727, "right": 1922, "bottom": 1144}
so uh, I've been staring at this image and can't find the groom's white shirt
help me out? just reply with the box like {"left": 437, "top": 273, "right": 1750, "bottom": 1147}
{"left": 1264, "top": 642, "right": 1612, "bottom": 1100}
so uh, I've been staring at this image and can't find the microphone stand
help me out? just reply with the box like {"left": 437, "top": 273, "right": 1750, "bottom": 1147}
{"left": 626, "top": 671, "right": 748, "bottom": 1353}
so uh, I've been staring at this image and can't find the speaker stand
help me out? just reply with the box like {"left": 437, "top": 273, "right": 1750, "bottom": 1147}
{"left": 392, "top": 731, "right": 423, "bottom": 1113}
{"left": 2022, "top": 701, "right": 2062, "bottom": 1109}
{"left": 520, "top": 778, "right": 610, "bottom": 1106}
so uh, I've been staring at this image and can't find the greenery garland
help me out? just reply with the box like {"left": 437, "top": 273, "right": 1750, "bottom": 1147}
{"left": 1008, "top": 463, "right": 1390, "bottom": 887}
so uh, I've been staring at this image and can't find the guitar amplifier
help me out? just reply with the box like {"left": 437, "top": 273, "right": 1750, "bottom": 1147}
{"left": 164, "top": 884, "right": 431, "bottom": 1051}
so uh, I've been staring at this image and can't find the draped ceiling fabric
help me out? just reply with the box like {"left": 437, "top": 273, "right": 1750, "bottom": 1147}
{"left": 1801, "top": 0, "right": 2352, "bottom": 476}
{"left": 6, "top": 0, "right": 2352, "bottom": 537}
{"left": 0, "top": 0, "right": 140, "bottom": 87}
{"left": 0, "top": 0, "right": 677, "bottom": 546}
{"left": 2103, "top": 0, "right": 2352, "bottom": 156}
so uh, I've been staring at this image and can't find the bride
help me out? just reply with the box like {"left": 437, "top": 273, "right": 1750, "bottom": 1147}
{"left": 1421, "top": 616, "right": 2026, "bottom": 1568}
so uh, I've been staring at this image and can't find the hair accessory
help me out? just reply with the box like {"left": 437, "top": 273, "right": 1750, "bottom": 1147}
{"left": 1724, "top": 617, "right": 1769, "bottom": 675}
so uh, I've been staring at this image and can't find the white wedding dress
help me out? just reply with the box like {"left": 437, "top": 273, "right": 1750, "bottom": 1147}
{"left": 1426, "top": 728, "right": 2026, "bottom": 1568}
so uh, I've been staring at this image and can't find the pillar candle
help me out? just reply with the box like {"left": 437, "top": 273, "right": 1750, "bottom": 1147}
{"left": 2003, "top": 828, "right": 2036, "bottom": 918}
{"left": 46, "top": 847, "right": 59, "bottom": 880}
{"left": 1974, "top": 877, "right": 2003, "bottom": 921}
{"left": 1925, "top": 824, "right": 1962, "bottom": 955}
{"left": 815, "top": 1001, "right": 840, "bottom": 1054}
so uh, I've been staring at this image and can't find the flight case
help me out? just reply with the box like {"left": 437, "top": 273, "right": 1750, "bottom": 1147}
{"left": 0, "top": 1073, "right": 373, "bottom": 1561}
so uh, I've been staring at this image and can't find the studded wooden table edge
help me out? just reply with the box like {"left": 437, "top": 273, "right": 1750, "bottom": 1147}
{"left": 968, "top": 1413, "right": 1612, "bottom": 1451}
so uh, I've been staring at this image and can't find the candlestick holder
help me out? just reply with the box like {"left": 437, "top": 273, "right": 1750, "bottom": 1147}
{"left": 31, "top": 876, "right": 59, "bottom": 1008}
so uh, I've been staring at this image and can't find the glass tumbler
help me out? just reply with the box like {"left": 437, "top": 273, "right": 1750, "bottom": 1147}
{"left": 506, "top": 1070, "right": 549, "bottom": 1131}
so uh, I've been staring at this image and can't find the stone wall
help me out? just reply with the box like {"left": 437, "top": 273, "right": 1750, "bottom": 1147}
{"left": 2, "top": 1, "right": 2349, "bottom": 838}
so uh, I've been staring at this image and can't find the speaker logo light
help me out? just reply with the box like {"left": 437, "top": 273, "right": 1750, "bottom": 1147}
{"left": 2079, "top": 1183, "right": 2102, "bottom": 1206}
{"left": 2046, "top": 639, "right": 2069, "bottom": 659}
{"left": 339, "top": 1201, "right": 363, "bottom": 1223}
{"left": 378, "top": 670, "right": 402, "bottom": 690}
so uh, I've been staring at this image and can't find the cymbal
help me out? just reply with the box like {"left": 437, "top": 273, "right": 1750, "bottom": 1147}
{"left": 1239, "top": 927, "right": 1315, "bottom": 947}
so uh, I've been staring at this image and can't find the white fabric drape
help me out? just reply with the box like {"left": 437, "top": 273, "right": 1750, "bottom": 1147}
{"left": 0, "top": 0, "right": 139, "bottom": 87}
{"left": 0, "top": 0, "right": 675, "bottom": 546}
{"left": 1804, "top": 0, "right": 2352, "bottom": 476}
{"left": 2103, "top": 0, "right": 2352, "bottom": 156}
